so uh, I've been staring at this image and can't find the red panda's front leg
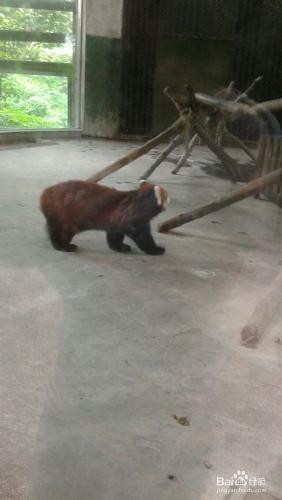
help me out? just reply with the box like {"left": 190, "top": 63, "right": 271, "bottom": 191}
{"left": 106, "top": 231, "right": 131, "bottom": 253}
{"left": 127, "top": 224, "right": 165, "bottom": 255}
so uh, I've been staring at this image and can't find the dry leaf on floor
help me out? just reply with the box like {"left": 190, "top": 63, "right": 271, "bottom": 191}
{"left": 173, "top": 414, "right": 190, "bottom": 426}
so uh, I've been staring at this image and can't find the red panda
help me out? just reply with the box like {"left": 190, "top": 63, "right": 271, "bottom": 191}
{"left": 40, "top": 180, "right": 169, "bottom": 255}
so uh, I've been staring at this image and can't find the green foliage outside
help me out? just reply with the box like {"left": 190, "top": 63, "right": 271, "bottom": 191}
{"left": 0, "top": 74, "right": 68, "bottom": 127}
{"left": 0, "top": 5, "right": 74, "bottom": 128}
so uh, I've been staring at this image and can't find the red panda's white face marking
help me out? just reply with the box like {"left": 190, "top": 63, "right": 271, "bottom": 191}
{"left": 163, "top": 194, "right": 170, "bottom": 209}
{"left": 154, "top": 185, "right": 162, "bottom": 206}
{"left": 153, "top": 185, "right": 170, "bottom": 211}
{"left": 139, "top": 180, "right": 169, "bottom": 211}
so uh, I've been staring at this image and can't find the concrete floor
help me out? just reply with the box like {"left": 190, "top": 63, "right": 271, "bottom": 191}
{"left": 0, "top": 138, "right": 282, "bottom": 500}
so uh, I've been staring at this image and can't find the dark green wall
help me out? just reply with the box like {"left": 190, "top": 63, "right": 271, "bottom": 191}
{"left": 84, "top": 34, "right": 233, "bottom": 137}
{"left": 84, "top": 35, "right": 121, "bottom": 137}
{"left": 152, "top": 37, "right": 234, "bottom": 135}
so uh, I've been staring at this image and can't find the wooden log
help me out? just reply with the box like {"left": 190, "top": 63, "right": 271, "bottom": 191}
{"left": 171, "top": 136, "right": 196, "bottom": 174}
{"left": 172, "top": 76, "right": 259, "bottom": 175}
{"left": 171, "top": 77, "right": 260, "bottom": 175}
{"left": 172, "top": 76, "right": 260, "bottom": 171}
{"left": 87, "top": 118, "right": 185, "bottom": 182}
{"left": 237, "top": 75, "right": 263, "bottom": 100}
{"left": 241, "top": 271, "right": 282, "bottom": 347}
{"left": 224, "top": 128, "right": 256, "bottom": 161}
{"left": 194, "top": 123, "right": 241, "bottom": 182}
{"left": 164, "top": 85, "right": 200, "bottom": 175}
{"left": 195, "top": 93, "right": 282, "bottom": 119}
{"left": 87, "top": 83, "right": 281, "bottom": 183}
{"left": 256, "top": 135, "right": 273, "bottom": 178}
{"left": 172, "top": 121, "right": 195, "bottom": 174}
{"left": 140, "top": 134, "right": 181, "bottom": 180}
{"left": 164, "top": 85, "right": 241, "bottom": 181}
{"left": 158, "top": 167, "right": 282, "bottom": 233}
{"left": 256, "top": 135, "right": 282, "bottom": 206}
{"left": 164, "top": 84, "right": 199, "bottom": 116}
{"left": 256, "top": 135, "right": 282, "bottom": 176}
{"left": 140, "top": 85, "right": 196, "bottom": 180}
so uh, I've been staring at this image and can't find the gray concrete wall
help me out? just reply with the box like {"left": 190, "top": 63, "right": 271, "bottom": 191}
{"left": 85, "top": 0, "right": 123, "bottom": 39}
{"left": 84, "top": 0, "right": 124, "bottom": 138}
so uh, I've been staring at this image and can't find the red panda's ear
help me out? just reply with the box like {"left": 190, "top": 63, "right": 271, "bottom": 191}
{"left": 139, "top": 180, "right": 153, "bottom": 192}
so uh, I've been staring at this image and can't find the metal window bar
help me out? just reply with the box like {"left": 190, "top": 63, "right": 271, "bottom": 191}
{"left": 120, "top": 0, "right": 160, "bottom": 135}
{"left": 0, "top": 0, "right": 75, "bottom": 12}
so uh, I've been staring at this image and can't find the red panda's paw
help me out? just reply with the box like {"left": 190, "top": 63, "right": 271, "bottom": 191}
{"left": 55, "top": 243, "right": 77, "bottom": 252}
{"left": 121, "top": 243, "right": 131, "bottom": 252}
{"left": 108, "top": 242, "right": 131, "bottom": 253}
{"left": 149, "top": 245, "right": 165, "bottom": 255}
{"left": 106, "top": 232, "right": 131, "bottom": 253}
{"left": 66, "top": 243, "right": 78, "bottom": 252}
{"left": 115, "top": 243, "right": 131, "bottom": 253}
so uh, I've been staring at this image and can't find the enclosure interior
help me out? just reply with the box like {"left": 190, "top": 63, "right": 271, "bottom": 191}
{"left": 1, "top": 1, "right": 282, "bottom": 500}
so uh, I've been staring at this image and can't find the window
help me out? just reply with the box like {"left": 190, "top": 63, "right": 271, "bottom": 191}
{"left": 0, "top": 0, "right": 83, "bottom": 129}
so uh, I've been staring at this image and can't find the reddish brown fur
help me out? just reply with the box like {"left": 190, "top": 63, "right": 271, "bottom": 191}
{"left": 40, "top": 180, "right": 168, "bottom": 254}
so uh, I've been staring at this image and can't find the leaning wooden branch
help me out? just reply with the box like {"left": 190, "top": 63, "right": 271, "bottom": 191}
{"left": 164, "top": 85, "right": 241, "bottom": 182}
{"left": 241, "top": 271, "right": 282, "bottom": 347}
{"left": 194, "top": 123, "right": 241, "bottom": 181}
{"left": 158, "top": 167, "right": 282, "bottom": 233}
{"left": 140, "top": 85, "right": 196, "bottom": 180}
{"left": 87, "top": 118, "right": 185, "bottom": 182}
{"left": 87, "top": 87, "right": 282, "bottom": 183}
{"left": 171, "top": 133, "right": 198, "bottom": 174}
{"left": 224, "top": 128, "right": 256, "bottom": 162}
{"left": 141, "top": 85, "right": 198, "bottom": 180}
{"left": 140, "top": 134, "right": 181, "bottom": 180}
{"left": 237, "top": 75, "right": 263, "bottom": 100}
{"left": 173, "top": 76, "right": 262, "bottom": 174}
{"left": 164, "top": 84, "right": 199, "bottom": 116}
{"left": 195, "top": 94, "right": 282, "bottom": 117}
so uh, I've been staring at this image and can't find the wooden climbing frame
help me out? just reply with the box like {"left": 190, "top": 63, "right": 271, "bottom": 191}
{"left": 86, "top": 81, "right": 282, "bottom": 232}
